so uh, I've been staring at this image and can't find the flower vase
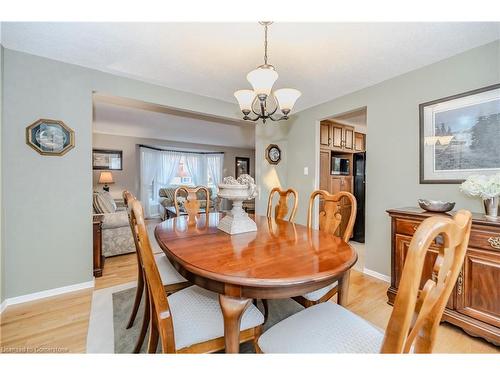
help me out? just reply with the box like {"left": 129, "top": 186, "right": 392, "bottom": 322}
{"left": 483, "top": 196, "right": 499, "bottom": 219}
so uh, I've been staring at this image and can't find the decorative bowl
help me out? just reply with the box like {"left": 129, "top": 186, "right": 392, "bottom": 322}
{"left": 418, "top": 199, "right": 455, "bottom": 213}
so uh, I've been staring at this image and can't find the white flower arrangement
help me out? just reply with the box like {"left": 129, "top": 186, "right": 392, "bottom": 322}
{"left": 460, "top": 173, "right": 500, "bottom": 199}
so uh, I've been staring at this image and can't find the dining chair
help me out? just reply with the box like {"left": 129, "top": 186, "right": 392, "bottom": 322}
{"left": 266, "top": 187, "right": 299, "bottom": 223}
{"left": 292, "top": 190, "right": 357, "bottom": 308}
{"left": 257, "top": 210, "right": 472, "bottom": 353}
{"left": 261, "top": 187, "right": 299, "bottom": 322}
{"left": 129, "top": 199, "right": 264, "bottom": 353}
{"left": 122, "top": 191, "right": 190, "bottom": 353}
{"left": 174, "top": 186, "right": 210, "bottom": 220}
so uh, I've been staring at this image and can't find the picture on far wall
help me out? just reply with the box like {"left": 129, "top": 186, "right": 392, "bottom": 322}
{"left": 235, "top": 157, "right": 250, "bottom": 178}
{"left": 420, "top": 83, "right": 500, "bottom": 184}
{"left": 93, "top": 149, "right": 123, "bottom": 170}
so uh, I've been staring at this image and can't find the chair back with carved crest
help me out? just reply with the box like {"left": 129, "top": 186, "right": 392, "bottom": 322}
{"left": 381, "top": 210, "right": 472, "bottom": 353}
{"left": 267, "top": 187, "right": 299, "bottom": 223}
{"left": 129, "top": 199, "right": 176, "bottom": 353}
{"left": 174, "top": 186, "right": 210, "bottom": 220}
{"left": 307, "top": 190, "right": 357, "bottom": 242}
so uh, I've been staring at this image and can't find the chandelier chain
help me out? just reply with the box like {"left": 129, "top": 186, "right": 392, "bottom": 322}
{"left": 264, "top": 23, "right": 268, "bottom": 65}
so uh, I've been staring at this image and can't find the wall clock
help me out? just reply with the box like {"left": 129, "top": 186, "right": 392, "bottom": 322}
{"left": 265, "top": 144, "right": 281, "bottom": 165}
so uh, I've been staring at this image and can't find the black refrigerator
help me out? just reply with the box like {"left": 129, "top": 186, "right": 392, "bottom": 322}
{"left": 352, "top": 152, "right": 366, "bottom": 243}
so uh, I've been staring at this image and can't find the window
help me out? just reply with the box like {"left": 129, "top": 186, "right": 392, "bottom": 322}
{"left": 169, "top": 157, "right": 194, "bottom": 186}
{"left": 140, "top": 147, "right": 223, "bottom": 218}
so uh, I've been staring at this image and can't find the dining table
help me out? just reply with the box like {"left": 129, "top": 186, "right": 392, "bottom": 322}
{"left": 154, "top": 212, "right": 358, "bottom": 353}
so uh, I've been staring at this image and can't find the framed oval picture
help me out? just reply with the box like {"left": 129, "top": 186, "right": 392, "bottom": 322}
{"left": 26, "top": 119, "right": 75, "bottom": 156}
{"left": 265, "top": 144, "right": 281, "bottom": 165}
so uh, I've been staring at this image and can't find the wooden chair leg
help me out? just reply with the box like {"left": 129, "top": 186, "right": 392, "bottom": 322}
{"left": 253, "top": 325, "right": 263, "bottom": 353}
{"left": 126, "top": 270, "right": 144, "bottom": 329}
{"left": 262, "top": 299, "right": 269, "bottom": 323}
{"left": 133, "top": 283, "right": 150, "bottom": 353}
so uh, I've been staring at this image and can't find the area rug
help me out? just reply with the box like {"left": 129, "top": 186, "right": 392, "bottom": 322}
{"left": 112, "top": 287, "right": 304, "bottom": 353}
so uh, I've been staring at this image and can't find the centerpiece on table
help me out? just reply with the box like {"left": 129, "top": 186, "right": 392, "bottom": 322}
{"left": 460, "top": 173, "right": 500, "bottom": 219}
{"left": 217, "top": 174, "right": 258, "bottom": 234}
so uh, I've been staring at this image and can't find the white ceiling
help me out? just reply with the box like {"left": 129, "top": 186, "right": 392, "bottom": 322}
{"left": 93, "top": 98, "right": 256, "bottom": 149}
{"left": 331, "top": 108, "right": 367, "bottom": 128}
{"left": 2, "top": 22, "right": 500, "bottom": 112}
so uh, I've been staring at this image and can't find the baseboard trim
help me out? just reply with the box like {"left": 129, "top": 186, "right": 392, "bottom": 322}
{"left": 0, "top": 280, "right": 95, "bottom": 313}
{"left": 363, "top": 268, "right": 391, "bottom": 283}
{"left": 0, "top": 299, "right": 7, "bottom": 315}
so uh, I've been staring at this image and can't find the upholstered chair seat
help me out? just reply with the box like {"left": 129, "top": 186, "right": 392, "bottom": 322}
{"left": 301, "top": 281, "right": 338, "bottom": 302}
{"left": 258, "top": 302, "right": 383, "bottom": 353}
{"left": 169, "top": 285, "right": 264, "bottom": 350}
{"left": 154, "top": 253, "right": 187, "bottom": 285}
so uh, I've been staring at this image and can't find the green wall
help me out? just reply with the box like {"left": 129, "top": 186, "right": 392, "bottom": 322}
{"left": 1, "top": 43, "right": 4, "bottom": 306}
{"left": 275, "top": 40, "right": 500, "bottom": 276}
{"left": 2, "top": 48, "right": 240, "bottom": 300}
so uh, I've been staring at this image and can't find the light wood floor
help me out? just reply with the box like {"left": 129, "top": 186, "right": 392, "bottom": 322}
{"left": 1, "top": 253, "right": 498, "bottom": 353}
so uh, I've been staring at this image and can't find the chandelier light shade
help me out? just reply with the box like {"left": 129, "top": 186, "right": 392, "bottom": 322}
{"left": 274, "top": 88, "right": 302, "bottom": 112}
{"left": 234, "top": 90, "right": 256, "bottom": 111}
{"left": 246, "top": 67, "right": 279, "bottom": 97}
{"left": 234, "top": 22, "right": 301, "bottom": 123}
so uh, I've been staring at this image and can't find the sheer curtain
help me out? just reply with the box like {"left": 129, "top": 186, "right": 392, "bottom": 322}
{"left": 139, "top": 147, "right": 160, "bottom": 218}
{"left": 157, "top": 150, "right": 182, "bottom": 188}
{"left": 206, "top": 154, "right": 224, "bottom": 187}
{"left": 140, "top": 147, "right": 182, "bottom": 218}
{"left": 184, "top": 153, "right": 205, "bottom": 186}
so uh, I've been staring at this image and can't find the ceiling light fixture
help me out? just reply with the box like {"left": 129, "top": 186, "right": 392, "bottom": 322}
{"left": 234, "top": 22, "right": 301, "bottom": 123}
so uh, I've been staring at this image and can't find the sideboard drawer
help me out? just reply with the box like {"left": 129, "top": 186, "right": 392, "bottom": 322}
{"left": 395, "top": 218, "right": 420, "bottom": 236}
{"left": 469, "top": 227, "right": 500, "bottom": 252}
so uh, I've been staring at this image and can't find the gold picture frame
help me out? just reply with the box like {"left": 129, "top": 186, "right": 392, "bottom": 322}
{"left": 26, "top": 119, "right": 75, "bottom": 156}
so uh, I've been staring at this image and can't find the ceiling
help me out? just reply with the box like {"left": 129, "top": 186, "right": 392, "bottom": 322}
{"left": 2, "top": 22, "right": 500, "bottom": 112}
{"left": 331, "top": 108, "right": 367, "bottom": 128}
{"left": 93, "top": 97, "right": 256, "bottom": 149}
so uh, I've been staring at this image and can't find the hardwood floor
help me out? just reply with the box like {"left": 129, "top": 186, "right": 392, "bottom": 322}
{"left": 1, "top": 253, "right": 498, "bottom": 353}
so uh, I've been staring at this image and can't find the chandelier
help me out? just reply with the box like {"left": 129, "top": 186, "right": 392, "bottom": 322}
{"left": 234, "top": 22, "right": 301, "bottom": 123}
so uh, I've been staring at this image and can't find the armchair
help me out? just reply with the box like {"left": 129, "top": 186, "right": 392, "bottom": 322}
{"left": 93, "top": 191, "right": 135, "bottom": 257}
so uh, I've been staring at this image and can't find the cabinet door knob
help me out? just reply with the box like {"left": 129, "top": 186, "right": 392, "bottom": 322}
{"left": 487, "top": 237, "right": 500, "bottom": 249}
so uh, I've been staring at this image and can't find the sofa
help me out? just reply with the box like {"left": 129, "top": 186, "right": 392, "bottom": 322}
{"left": 93, "top": 191, "right": 135, "bottom": 257}
{"left": 158, "top": 186, "right": 219, "bottom": 219}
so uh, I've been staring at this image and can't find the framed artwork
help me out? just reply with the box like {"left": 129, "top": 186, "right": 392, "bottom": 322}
{"left": 92, "top": 149, "right": 123, "bottom": 170}
{"left": 26, "top": 119, "right": 74, "bottom": 156}
{"left": 235, "top": 157, "right": 250, "bottom": 178}
{"left": 265, "top": 144, "right": 281, "bottom": 165}
{"left": 420, "top": 83, "right": 500, "bottom": 184}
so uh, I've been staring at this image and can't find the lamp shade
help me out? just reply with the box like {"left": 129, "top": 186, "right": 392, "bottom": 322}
{"left": 98, "top": 171, "right": 114, "bottom": 184}
{"left": 247, "top": 67, "right": 278, "bottom": 96}
{"left": 274, "top": 88, "right": 302, "bottom": 112}
{"left": 234, "top": 89, "right": 256, "bottom": 111}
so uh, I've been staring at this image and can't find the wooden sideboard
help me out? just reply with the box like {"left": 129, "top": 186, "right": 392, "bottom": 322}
{"left": 387, "top": 207, "right": 499, "bottom": 345}
{"left": 93, "top": 214, "right": 105, "bottom": 277}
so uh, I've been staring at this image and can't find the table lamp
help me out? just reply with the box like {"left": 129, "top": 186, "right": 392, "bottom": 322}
{"left": 98, "top": 171, "right": 114, "bottom": 192}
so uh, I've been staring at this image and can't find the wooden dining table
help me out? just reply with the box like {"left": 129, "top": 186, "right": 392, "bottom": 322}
{"left": 154, "top": 212, "right": 358, "bottom": 353}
